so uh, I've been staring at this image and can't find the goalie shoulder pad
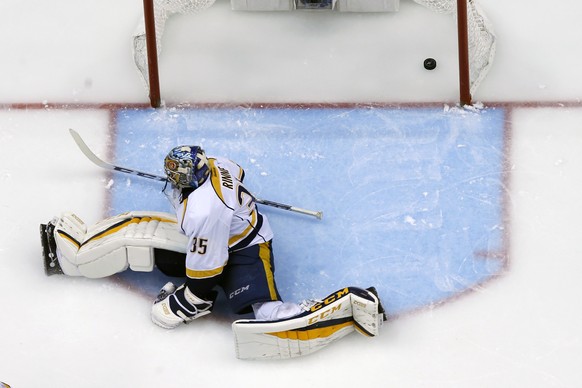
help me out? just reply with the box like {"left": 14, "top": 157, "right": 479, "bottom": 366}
{"left": 232, "top": 287, "right": 385, "bottom": 360}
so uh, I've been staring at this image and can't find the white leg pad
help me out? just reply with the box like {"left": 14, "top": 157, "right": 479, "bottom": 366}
{"left": 351, "top": 291, "right": 382, "bottom": 337}
{"left": 127, "top": 246, "right": 154, "bottom": 272}
{"left": 232, "top": 287, "right": 384, "bottom": 360}
{"left": 233, "top": 287, "right": 384, "bottom": 360}
{"left": 52, "top": 213, "right": 87, "bottom": 276}
{"left": 53, "top": 211, "right": 188, "bottom": 278}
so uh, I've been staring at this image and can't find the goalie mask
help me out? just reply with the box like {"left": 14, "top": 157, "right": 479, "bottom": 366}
{"left": 164, "top": 146, "right": 210, "bottom": 190}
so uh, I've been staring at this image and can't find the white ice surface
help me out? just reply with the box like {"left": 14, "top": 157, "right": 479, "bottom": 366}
{"left": 1, "top": 0, "right": 582, "bottom": 387}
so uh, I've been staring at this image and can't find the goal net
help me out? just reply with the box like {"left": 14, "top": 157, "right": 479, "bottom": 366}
{"left": 412, "top": 0, "right": 495, "bottom": 100}
{"left": 132, "top": 0, "right": 495, "bottom": 107}
{"left": 132, "top": 0, "right": 216, "bottom": 107}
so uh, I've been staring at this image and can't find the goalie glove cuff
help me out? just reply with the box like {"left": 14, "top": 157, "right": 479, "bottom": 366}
{"left": 151, "top": 283, "right": 215, "bottom": 329}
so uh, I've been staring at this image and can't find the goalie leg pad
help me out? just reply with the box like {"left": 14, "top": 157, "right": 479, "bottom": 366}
{"left": 48, "top": 213, "right": 87, "bottom": 276}
{"left": 233, "top": 286, "right": 387, "bottom": 359}
{"left": 350, "top": 287, "right": 386, "bottom": 337}
{"left": 233, "top": 287, "right": 367, "bottom": 360}
{"left": 46, "top": 211, "right": 189, "bottom": 278}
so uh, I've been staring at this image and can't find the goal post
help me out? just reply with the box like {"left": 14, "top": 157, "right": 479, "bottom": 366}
{"left": 457, "top": 0, "right": 471, "bottom": 105}
{"left": 133, "top": 0, "right": 217, "bottom": 108}
{"left": 142, "top": 0, "right": 161, "bottom": 108}
{"left": 409, "top": 0, "right": 496, "bottom": 105}
{"left": 133, "top": 0, "right": 495, "bottom": 107}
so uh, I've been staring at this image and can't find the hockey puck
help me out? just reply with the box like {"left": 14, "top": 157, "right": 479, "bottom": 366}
{"left": 424, "top": 58, "right": 437, "bottom": 70}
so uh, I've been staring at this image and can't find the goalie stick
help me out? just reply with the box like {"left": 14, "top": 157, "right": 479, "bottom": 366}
{"left": 69, "top": 128, "right": 323, "bottom": 220}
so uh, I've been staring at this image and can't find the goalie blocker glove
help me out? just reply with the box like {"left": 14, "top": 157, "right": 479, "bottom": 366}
{"left": 232, "top": 286, "right": 387, "bottom": 360}
{"left": 151, "top": 282, "right": 216, "bottom": 329}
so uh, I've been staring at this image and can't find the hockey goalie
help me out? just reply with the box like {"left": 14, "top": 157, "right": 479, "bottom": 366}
{"left": 40, "top": 144, "right": 386, "bottom": 359}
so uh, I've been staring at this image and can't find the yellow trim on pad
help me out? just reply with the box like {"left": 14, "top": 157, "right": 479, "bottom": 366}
{"left": 267, "top": 321, "right": 354, "bottom": 341}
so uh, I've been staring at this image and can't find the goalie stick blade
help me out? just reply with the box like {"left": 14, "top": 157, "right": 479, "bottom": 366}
{"left": 40, "top": 223, "right": 63, "bottom": 276}
{"left": 68, "top": 128, "right": 167, "bottom": 182}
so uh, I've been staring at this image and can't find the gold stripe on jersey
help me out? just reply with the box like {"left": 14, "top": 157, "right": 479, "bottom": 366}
{"left": 208, "top": 159, "right": 234, "bottom": 210}
{"left": 186, "top": 265, "right": 225, "bottom": 279}
{"left": 180, "top": 197, "right": 189, "bottom": 232}
{"left": 228, "top": 208, "right": 258, "bottom": 247}
{"left": 236, "top": 164, "right": 245, "bottom": 181}
{"left": 258, "top": 242, "right": 278, "bottom": 300}
{"left": 208, "top": 158, "right": 259, "bottom": 248}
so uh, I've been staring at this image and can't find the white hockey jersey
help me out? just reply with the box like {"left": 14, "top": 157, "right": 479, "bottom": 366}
{"left": 166, "top": 156, "right": 274, "bottom": 280}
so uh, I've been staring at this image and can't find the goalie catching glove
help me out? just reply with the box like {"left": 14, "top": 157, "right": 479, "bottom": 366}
{"left": 151, "top": 282, "right": 215, "bottom": 329}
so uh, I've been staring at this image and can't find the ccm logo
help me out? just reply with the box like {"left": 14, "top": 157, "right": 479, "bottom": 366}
{"left": 229, "top": 285, "right": 250, "bottom": 299}
{"left": 308, "top": 304, "right": 343, "bottom": 325}
{"left": 310, "top": 287, "right": 350, "bottom": 312}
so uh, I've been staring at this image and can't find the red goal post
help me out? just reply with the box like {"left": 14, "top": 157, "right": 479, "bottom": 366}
{"left": 133, "top": 0, "right": 495, "bottom": 107}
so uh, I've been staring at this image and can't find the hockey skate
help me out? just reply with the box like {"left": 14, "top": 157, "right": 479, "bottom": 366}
{"left": 40, "top": 221, "right": 63, "bottom": 276}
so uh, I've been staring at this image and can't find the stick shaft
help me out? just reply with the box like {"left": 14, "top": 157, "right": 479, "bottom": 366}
{"left": 253, "top": 198, "right": 323, "bottom": 220}
{"left": 69, "top": 129, "right": 323, "bottom": 220}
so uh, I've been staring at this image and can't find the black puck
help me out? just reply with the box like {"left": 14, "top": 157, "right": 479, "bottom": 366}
{"left": 424, "top": 58, "right": 437, "bottom": 70}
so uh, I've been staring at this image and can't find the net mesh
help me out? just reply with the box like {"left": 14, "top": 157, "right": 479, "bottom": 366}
{"left": 133, "top": 0, "right": 495, "bottom": 99}
{"left": 132, "top": 0, "right": 216, "bottom": 91}
{"left": 412, "top": 0, "right": 496, "bottom": 95}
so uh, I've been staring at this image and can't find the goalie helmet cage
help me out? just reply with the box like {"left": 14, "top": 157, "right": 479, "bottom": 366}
{"left": 135, "top": 0, "right": 495, "bottom": 108}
